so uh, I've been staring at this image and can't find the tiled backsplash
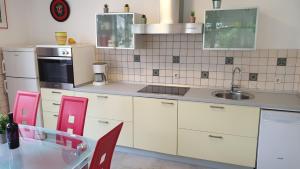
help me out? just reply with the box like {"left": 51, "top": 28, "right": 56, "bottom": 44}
{"left": 97, "top": 34, "right": 300, "bottom": 93}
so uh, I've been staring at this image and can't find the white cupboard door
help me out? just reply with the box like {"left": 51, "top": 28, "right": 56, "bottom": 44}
{"left": 4, "top": 51, "right": 38, "bottom": 78}
{"left": 178, "top": 129, "right": 257, "bottom": 167}
{"left": 134, "top": 97, "right": 177, "bottom": 155}
{"left": 75, "top": 92, "right": 133, "bottom": 121}
{"left": 84, "top": 118, "right": 133, "bottom": 147}
{"left": 178, "top": 101, "right": 260, "bottom": 137}
{"left": 43, "top": 112, "right": 58, "bottom": 130}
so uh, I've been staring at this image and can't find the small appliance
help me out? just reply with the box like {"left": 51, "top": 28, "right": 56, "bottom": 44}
{"left": 36, "top": 44, "right": 95, "bottom": 89}
{"left": 93, "top": 62, "right": 108, "bottom": 86}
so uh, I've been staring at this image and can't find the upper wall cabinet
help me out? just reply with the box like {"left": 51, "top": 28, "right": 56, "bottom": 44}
{"left": 96, "top": 13, "right": 145, "bottom": 49}
{"left": 203, "top": 8, "right": 258, "bottom": 50}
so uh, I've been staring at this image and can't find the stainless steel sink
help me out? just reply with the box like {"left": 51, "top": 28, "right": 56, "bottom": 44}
{"left": 212, "top": 90, "right": 254, "bottom": 100}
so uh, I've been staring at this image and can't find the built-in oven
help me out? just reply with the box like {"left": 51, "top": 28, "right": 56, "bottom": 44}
{"left": 37, "top": 47, "right": 74, "bottom": 89}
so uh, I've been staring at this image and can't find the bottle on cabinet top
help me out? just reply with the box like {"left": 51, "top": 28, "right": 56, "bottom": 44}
{"left": 6, "top": 113, "right": 20, "bottom": 149}
{"left": 124, "top": 4, "right": 130, "bottom": 12}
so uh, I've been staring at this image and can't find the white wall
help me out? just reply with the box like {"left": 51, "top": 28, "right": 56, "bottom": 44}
{"left": 0, "top": 0, "right": 29, "bottom": 46}
{"left": 27, "top": 0, "right": 161, "bottom": 44}
{"left": 9, "top": 0, "right": 300, "bottom": 49}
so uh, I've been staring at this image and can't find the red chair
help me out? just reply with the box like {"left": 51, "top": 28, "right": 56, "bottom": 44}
{"left": 56, "top": 96, "right": 88, "bottom": 136}
{"left": 13, "top": 91, "right": 40, "bottom": 126}
{"left": 89, "top": 123, "right": 123, "bottom": 169}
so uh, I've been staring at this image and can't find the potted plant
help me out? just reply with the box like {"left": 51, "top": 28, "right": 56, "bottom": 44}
{"left": 0, "top": 113, "right": 9, "bottom": 144}
{"left": 190, "top": 11, "right": 196, "bottom": 23}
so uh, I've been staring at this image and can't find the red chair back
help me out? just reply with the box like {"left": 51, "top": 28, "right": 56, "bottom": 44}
{"left": 13, "top": 91, "right": 40, "bottom": 126}
{"left": 89, "top": 123, "right": 123, "bottom": 169}
{"left": 56, "top": 96, "right": 88, "bottom": 136}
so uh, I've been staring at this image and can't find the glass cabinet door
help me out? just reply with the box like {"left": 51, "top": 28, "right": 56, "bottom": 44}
{"left": 203, "top": 8, "right": 258, "bottom": 50}
{"left": 97, "top": 14, "right": 134, "bottom": 49}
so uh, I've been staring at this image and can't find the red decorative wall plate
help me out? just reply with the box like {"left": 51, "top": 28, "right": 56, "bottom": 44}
{"left": 50, "top": 0, "right": 70, "bottom": 22}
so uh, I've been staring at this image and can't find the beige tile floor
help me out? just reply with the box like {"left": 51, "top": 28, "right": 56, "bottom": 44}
{"left": 111, "top": 151, "right": 209, "bottom": 169}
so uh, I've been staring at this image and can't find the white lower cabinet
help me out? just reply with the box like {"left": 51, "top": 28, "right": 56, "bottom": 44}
{"left": 178, "top": 101, "right": 260, "bottom": 167}
{"left": 133, "top": 97, "right": 177, "bottom": 155}
{"left": 41, "top": 88, "right": 75, "bottom": 130}
{"left": 75, "top": 92, "right": 134, "bottom": 147}
{"left": 84, "top": 118, "right": 133, "bottom": 147}
{"left": 43, "top": 111, "right": 58, "bottom": 130}
{"left": 178, "top": 129, "right": 257, "bottom": 167}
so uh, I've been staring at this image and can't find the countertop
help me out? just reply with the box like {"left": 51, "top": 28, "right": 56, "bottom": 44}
{"left": 72, "top": 82, "right": 300, "bottom": 112}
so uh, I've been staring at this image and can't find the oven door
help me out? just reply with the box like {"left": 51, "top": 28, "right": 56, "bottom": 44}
{"left": 38, "top": 57, "right": 74, "bottom": 89}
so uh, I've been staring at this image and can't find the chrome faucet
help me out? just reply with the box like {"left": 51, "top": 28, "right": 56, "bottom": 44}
{"left": 231, "top": 67, "right": 241, "bottom": 93}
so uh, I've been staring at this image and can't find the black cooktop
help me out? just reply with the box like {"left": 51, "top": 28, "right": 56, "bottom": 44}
{"left": 138, "top": 85, "right": 190, "bottom": 96}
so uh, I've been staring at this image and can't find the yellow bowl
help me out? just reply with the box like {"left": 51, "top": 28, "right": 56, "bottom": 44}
{"left": 55, "top": 32, "right": 68, "bottom": 45}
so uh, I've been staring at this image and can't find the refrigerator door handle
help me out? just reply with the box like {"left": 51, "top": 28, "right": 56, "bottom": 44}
{"left": 3, "top": 79, "right": 8, "bottom": 94}
{"left": 2, "top": 60, "right": 5, "bottom": 74}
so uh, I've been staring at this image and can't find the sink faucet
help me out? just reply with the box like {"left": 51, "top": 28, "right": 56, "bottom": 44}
{"left": 231, "top": 67, "right": 241, "bottom": 93}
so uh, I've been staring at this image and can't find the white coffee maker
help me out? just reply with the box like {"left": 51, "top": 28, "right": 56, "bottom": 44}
{"left": 93, "top": 62, "right": 108, "bottom": 86}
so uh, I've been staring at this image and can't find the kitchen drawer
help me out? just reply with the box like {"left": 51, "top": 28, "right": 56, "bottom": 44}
{"left": 84, "top": 117, "right": 133, "bottom": 147}
{"left": 41, "top": 88, "right": 74, "bottom": 101}
{"left": 43, "top": 111, "right": 58, "bottom": 130}
{"left": 178, "top": 101, "right": 260, "bottom": 137}
{"left": 178, "top": 129, "right": 257, "bottom": 167}
{"left": 75, "top": 92, "right": 133, "bottom": 121}
{"left": 42, "top": 100, "right": 61, "bottom": 113}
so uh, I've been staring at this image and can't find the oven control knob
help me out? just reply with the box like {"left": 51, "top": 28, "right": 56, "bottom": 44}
{"left": 62, "top": 51, "right": 66, "bottom": 55}
{"left": 66, "top": 51, "right": 69, "bottom": 55}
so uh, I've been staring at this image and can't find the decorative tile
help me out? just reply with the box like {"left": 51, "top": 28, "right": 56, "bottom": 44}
{"left": 249, "top": 73, "right": 258, "bottom": 81}
{"left": 201, "top": 71, "right": 209, "bottom": 79}
{"left": 225, "top": 57, "right": 234, "bottom": 65}
{"left": 277, "top": 58, "right": 287, "bottom": 66}
{"left": 134, "top": 55, "right": 140, "bottom": 62}
{"left": 173, "top": 56, "right": 180, "bottom": 63}
{"left": 153, "top": 69, "right": 160, "bottom": 76}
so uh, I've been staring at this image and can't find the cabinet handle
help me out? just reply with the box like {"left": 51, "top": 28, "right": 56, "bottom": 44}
{"left": 209, "top": 105, "right": 225, "bottom": 109}
{"left": 52, "top": 103, "right": 60, "bottom": 106}
{"left": 2, "top": 60, "right": 5, "bottom": 74}
{"left": 98, "top": 120, "right": 109, "bottom": 124}
{"left": 53, "top": 115, "right": 58, "bottom": 117}
{"left": 208, "top": 134, "right": 223, "bottom": 139}
{"left": 51, "top": 91, "right": 62, "bottom": 94}
{"left": 97, "top": 95, "right": 108, "bottom": 99}
{"left": 161, "top": 102, "right": 174, "bottom": 105}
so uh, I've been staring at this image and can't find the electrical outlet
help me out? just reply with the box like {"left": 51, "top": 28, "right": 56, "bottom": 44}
{"left": 173, "top": 73, "right": 180, "bottom": 79}
{"left": 275, "top": 76, "right": 284, "bottom": 84}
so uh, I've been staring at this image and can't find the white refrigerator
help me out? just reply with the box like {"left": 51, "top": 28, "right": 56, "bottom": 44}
{"left": 3, "top": 47, "right": 43, "bottom": 126}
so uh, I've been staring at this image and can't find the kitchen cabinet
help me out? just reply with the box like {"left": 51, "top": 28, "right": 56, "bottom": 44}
{"left": 41, "top": 88, "right": 75, "bottom": 130}
{"left": 203, "top": 8, "right": 258, "bottom": 50}
{"left": 75, "top": 92, "right": 132, "bottom": 121}
{"left": 178, "top": 101, "right": 260, "bottom": 167}
{"left": 96, "top": 13, "right": 145, "bottom": 49}
{"left": 84, "top": 118, "right": 133, "bottom": 147}
{"left": 75, "top": 92, "right": 133, "bottom": 147}
{"left": 133, "top": 97, "right": 177, "bottom": 155}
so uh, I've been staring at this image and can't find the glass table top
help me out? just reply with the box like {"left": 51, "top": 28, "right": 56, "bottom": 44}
{"left": 0, "top": 125, "right": 95, "bottom": 169}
